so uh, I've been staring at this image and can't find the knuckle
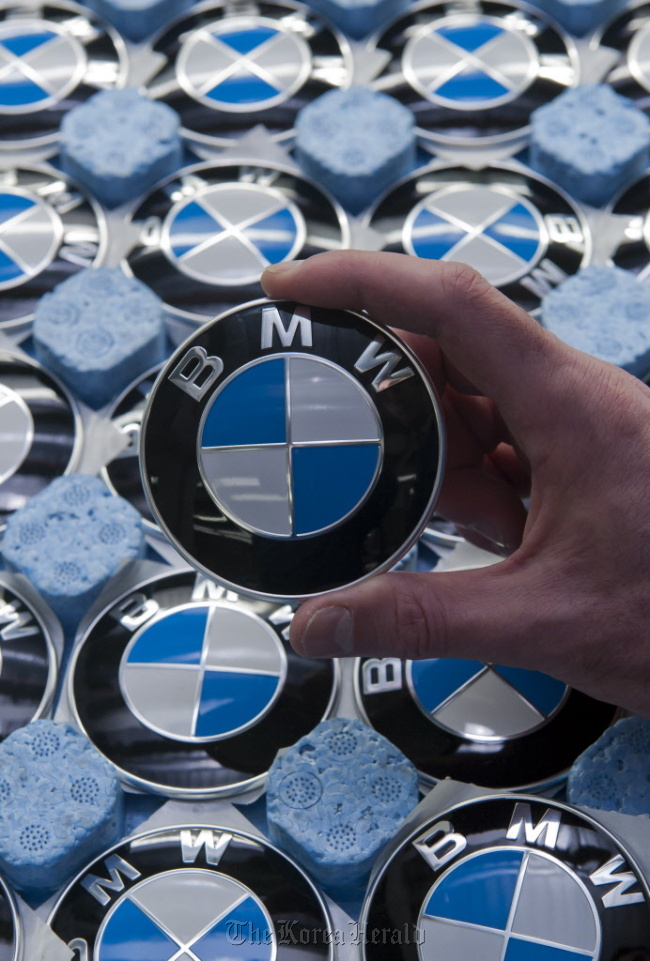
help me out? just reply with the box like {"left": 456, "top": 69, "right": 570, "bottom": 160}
{"left": 440, "top": 261, "right": 494, "bottom": 308}
{"left": 387, "top": 574, "right": 448, "bottom": 660}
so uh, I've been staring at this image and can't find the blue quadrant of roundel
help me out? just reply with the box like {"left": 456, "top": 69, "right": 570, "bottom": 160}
{"left": 0, "top": 193, "right": 35, "bottom": 225}
{"left": 410, "top": 209, "right": 467, "bottom": 260}
{"left": 424, "top": 849, "right": 524, "bottom": 929}
{"left": 435, "top": 22, "right": 505, "bottom": 52}
{"left": 126, "top": 609, "right": 207, "bottom": 667}
{"left": 492, "top": 665, "right": 566, "bottom": 716}
{"left": 0, "top": 31, "right": 56, "bottom": 58}
{"left": 193, "top": 895, "right": 273, "bottom": 960}
{"left": 504, "top": 942, "right": 589, "bottom": 961}
{"left": 245, "top": 208, "right": 298, "bottom": 263}
{"left": 96, "top": 896, "right": 178, "bottom": 961}
{"left": 0, "top": 248, "right": 24, "bottom": 284}
{"left": 291, "top": 444, "right": 381, "bottom": 535}
{"left": 482, "top": 203, "right": 540, "bottom": 262}
{"left": 410, "top": 658, "right": 485, "bottom": 713}
{"left": 216, "top": 26, "right": 278, "bottom": 55}
{"left": 196, "top": 670, "right": 280, "bottom": 737}
{"left": 205, "top": 75, "right": 280, "bottom": 105}
{"left": 436, "top": 72, "right": 510, "bottom": 103}
{"left": 169, "top": 201, "right": 219, "bottom": 259}
{"left": 201, "top": 359, "right": 287, "bottom": 448}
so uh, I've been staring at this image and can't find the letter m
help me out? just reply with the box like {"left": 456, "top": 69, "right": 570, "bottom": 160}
{"left": 261, "top": 305, "right": 312, "bottom": 348}
{"left": 80, "top": 855, "right": 140, "bottom": 906}
{"left": 590, "top": 855, "right": 645, "bottom": 908}
{"left": 506, "top": 803, "right": 561, "bottom": 849}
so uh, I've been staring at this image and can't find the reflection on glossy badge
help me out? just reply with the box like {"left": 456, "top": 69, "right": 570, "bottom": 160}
{"left": 141, "top": 299, "right": 445, "bottom": 600}
{"left": 0, "top": 873, "right": 18, "bottom": 961}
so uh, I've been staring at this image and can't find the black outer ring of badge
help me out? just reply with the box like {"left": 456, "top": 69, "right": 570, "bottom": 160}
{"left": 607, "top": 171, "right": 650, "bottom": 276}
{"left": 68, "top": 569, "right": 340, "bottom": 797}
{"left": 146, "top": 0, "right": 353, "bottom": 151}
{"left": 122, "top": 160, "right": 350, "bottom": 325}
{"left": 353, "top": 657, "right": 619, "bottom": 792}
{"left": 0, "top": 874, "right": 19, "bottom": 961}
{"left": 0, "top": 576, "right": 58, "bottom": 742}
{"left": 595, "top": 1, "right": 650, "bottom": 111}
{"left": 0, "top": 0, "right": 127, "bottom": 155}
{"left": 360, "top": 794, "right": 650, "bottom": 961}
{"left": 101, "top": 364, "right": 164, "bottom": 534}
{"left": 48, "top": 824, "right": 333, "bottom": 961}
{"left": 368, "top": 0, "right": 579, "bottom": 150}
{"left": 0, "top": 167, "right": 107, "bottom": 332}
{"left": 140, "top": 299, "right": 445, "bottom": 601}
{"left": 0, "top": 350, "right": 81, "bottom": 530}
{"left": 363, "top": 160, "right": 591, "bottom": 315}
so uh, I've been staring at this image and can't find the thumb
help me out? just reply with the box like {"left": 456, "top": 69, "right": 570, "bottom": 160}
{"left": 290, "top": 565, "right": 559, "bottom": 676}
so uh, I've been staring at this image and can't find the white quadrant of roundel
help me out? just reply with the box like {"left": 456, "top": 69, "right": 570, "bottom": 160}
{"left": 0, "top": 20, "right": 86, "bottom": 113}
{"left": 163, "top": 183, "right": 306, "bottom": 287}
{"left": 0, "top": 383, "right": 33, "bottom": 485}
{"left": 402, "top": 15, "right": 538, "bottom": 109}
{"left": 407, "top": 658, "right": 567, "bottom": 740}
{"left": 0, "top": 188, "right": 62, "bottom": 289}
{"left": 403, "top": 185, "right": 546, "bottom": 287}
{"left": 177, "top": 16, "right": 312, "bottom": 112}
{"left": 95, "top": 869, "right": 274, "bottom": 961}
{"left": 418, "top": 848, "right": 600, "bottom": 961}
{"left": 199, "top": 355, "right": 383, "bottom": 538}
{"left": 119, "top": 603, "right": 287, "bottom": 742}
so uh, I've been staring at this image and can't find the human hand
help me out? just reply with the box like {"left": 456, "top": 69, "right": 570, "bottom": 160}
{"left": 261, "top": 250, "right": 650, "bottom": 717}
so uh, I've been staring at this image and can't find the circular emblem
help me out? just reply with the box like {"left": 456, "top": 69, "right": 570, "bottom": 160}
{"left": 0, "top": 874, "right": 18, "bottom": 961}
{"left": 102, "top": 366, "right": 162, "bottom": 532}
{"left": 0, "top": 168, "right": 105, "bottom": 331}
{"left": 0, "top": 351, "right": 80, "bottom": 528}
{"left": 0, "top": 2, "right": 126, "bottom": 154}
{"left": 361, "top": 795, "right": 650, "bottom": 960}
{"left": 597, "top": 3, "right": 650, "bottom": 107}
{"left": 0, "top": 576, "right": 57, "bottom": 743}
{"left": 146, "top": 1, "right": 352, "bottom": 151}
{"left": 124, "top": 162, "right": 349, "bottom": 324}
{"left": 69, "top": 569, "right": 338, "bottom": 796}
{"left": 355, "top": 656, "right": 617, "bottom": 790}
{"left": 608, "top": 171, "right": 650, "bottom": 277}
{"left": 370, "top": 0, "right": 578, "bottom": 148}
{"left": 49, "top": 825, "right": 332, "bottom": 961}
{"left": 366, "top": 162, "right": 590, "bottom": 314}
{"left": 162, "top": 182, "right": 305, "bottom": 287}
{"left": 141, "top": 300, "right": 444, "bottom": 600}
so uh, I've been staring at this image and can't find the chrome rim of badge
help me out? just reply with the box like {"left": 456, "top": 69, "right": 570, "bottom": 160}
{"left": 0, "top": 167, "right": 106, "bottom": 331}
{"left": 594, "top": 1, "right": 650, "bottom": 110}
{"left": 140, "top": 299, "right": 445, "bottom": 601}
{"left": 354, "top": 656, "right": 618, "bottom": 792}
{"left": 145, "top": 0, "right": 353, "bottom": 152}
{"left": 48, "top": 824, "right": 333, "bottom": 961}
{"left": 68, "top": 568, "right": 339, "bottom": 797}
{"left": 101, "top": 365, "right": 164, "bottom": 534}
{"left": 608, "top": 170, "right": 650, "bottom": 277}
{"left": 0, "top": 351, "right": 81, "bottom": 529}
{"left": 363, "top": 160, "right": 591, "bottom": 313}
{"left": 0, "top": 874, "right": 19, "bottom": 961}
{"left": 360, "top": 794, "right": 650, "bottom": 960}
{"left": 368, "top": 0, "right": 579, "bottom": 150}
{"left": 122, "top": 160, "right": 350, "bottom": 325}
{"left": 0, "top": 0, "right": 127, "bottom": 155}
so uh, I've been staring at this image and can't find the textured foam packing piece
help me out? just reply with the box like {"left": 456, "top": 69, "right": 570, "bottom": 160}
{"left": 305, "top": 0, "right": 410, "bottom": 38}
{"left": 60, "top": 88, "right": 182, "bottom": 208}
{"left": 529, "top": 84, "right": 650, "bottom": 207}
{"left": 528, "top": 0, "right": 625, "bottom": 35}
{"left": 2, "top": 475, "right": 144, "bottom": 632}
{"left": 84, "top": 0, "right": 191, "bottom": 42}
{"left": 266, "top": 717, "right": 419, "bottom": 900}
{"left": 541, "top": 265, "right": 650, "bottom": 377}
{"left": 295, "top": 87, "right": 416, "bottom": 215}
{"left": 33, "top": 267, "right": 166, "bottom": 409}
{"left": 0, "top": 720, "right": 124, "bottom": 896}
{"left": 567, "top": 715, "right": 650, "bottom": 816}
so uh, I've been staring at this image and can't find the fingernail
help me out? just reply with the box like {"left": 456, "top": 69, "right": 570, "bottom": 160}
{"left": 294, "top": 606, "right": 354, "bottom": 657}
{"left": 262, "top": 260, "right": 304, "bottom": 276}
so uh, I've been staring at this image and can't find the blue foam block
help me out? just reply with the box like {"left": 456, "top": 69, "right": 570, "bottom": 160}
{"left": 529, "top": 84, "right": 650, "bottom": 207}
{"left": 2, "top": 475, "right": 144, "bottom": 631}
{"left": 528, "top": 0, "right": 625, "bottom": 35}
{"left": 295, "top": 86, "right": 416, "bottom": 215}
{"left": 60, "top": 88, "right": 182, "bottom": 208}
{"left": 267, "top": 717, "right": 419, "bottom": 900}
{"left": 541, "top": 265, "right": 650, "bottom": 377}
{"left": 33, "top": 267, "right": 166, "bottom": 409}
{"left": 567, "top": 715, "right": 650, "bottom": 816}
{"left": 306, "top": 0, "right": 410, "bottom": 38}
{"left": 85, "top": 0, "right": 191, "bottom": 42}
{"left": 0, "top": 720, "right": 124, "bottom": 896}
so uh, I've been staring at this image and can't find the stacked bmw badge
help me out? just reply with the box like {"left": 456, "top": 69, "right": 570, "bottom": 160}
{"left": 0, "top": 0, "right": 647, "bottom": 959}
